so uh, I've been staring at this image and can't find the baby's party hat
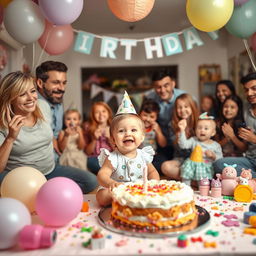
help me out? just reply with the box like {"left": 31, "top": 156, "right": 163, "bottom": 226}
{"left": 199, "top": 112, "right": 214, "bottom": 120}
{"left": 190, "top": 145, "right": 203, "bottom": 163}
{"left": 116, "top": 91, "right": 137, "bottom": 115}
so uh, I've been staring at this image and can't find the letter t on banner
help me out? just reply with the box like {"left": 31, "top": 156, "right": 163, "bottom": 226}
{"left": 144, "top": 37, "right": 163, "bottom": 59}
{"left": 183, "top": 27, "right": 204, "bottom": 51}
{"left": 100, "top": 37, "right": 118, "bottom": 59}
{"left": 74, "top": 32, "right": 95, "bottom": 54}
{"left": 120, "top": 39, "right": 137, "bottom": 61}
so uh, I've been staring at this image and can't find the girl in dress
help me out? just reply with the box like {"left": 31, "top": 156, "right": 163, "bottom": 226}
{"left": 161, "top": 93, "right": 199, "bottom": 180}
{"left": 96, "top": 92, "right": 160, "bottom": 206}
{"left": 58, "top": 109, "right": 87, "bottom": 170}
{"left": 215, "top": 95, "right": 247, "bottom": 157}
{"left": 178, "top": 113, "right": 223, "bottom": 186}
{"left": 83, "top": 102, "right": 113, "bottom": 174}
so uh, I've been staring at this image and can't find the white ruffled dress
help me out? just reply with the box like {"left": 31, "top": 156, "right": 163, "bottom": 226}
{"left": 98, "top": 146, "right": 154, "bottom": 183}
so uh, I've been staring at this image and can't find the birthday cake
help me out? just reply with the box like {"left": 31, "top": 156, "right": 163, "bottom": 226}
{"left": 111, "top": 180, "right": 197, "bottom": 231}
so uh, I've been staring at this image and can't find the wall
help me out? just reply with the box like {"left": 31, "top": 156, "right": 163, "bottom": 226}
{"left": 22, "top": 30, "right": 229, "bottom": 115}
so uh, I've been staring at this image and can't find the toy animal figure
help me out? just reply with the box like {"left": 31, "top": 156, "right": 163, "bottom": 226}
{"left": 216, "top": 163, "right": 238, "bottom": 196}
{"left": 239, "top": 176, "right": 249, "bottom": 185}
{"left": 199, "top": 177, "right": 210, "bottom": 196}
{"left": 211, "top": 178, "right": 222, "bottom": 197}
{"left": 240, "top": 168, "right": 256, "bottom": 192}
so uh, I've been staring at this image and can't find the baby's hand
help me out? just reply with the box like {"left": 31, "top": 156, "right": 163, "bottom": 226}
{"left": 204, "top": 150, "right": 216, "bottom": 160}
{"left": 109, "top": 181, "right": 121, "bottom": 191}
{"left": 178, "top": 119, "right": 187, "bottom": 131}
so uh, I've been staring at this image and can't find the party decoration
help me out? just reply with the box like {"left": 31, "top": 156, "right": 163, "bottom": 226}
{"left": 0, "top": 4, "right": 3, "bottom": 25}
{"left": 4, "top": 0, "right": 45, "bottom": 44}
{"left": 36, "top": 177, "right": 83, "bottom": 227}
{"left": 116, "top": 91, "right": 137, "bottom": 115}
{"left": 234, "top": 0, "right": 249, "bottom": 6}
{"left": 1, "top": 166, "right": 47, "bottom": 212}
{"left": 38, "top": 20, "right": 74, "bottom": 55}
{"left": 38, "top": 0, "right": 83, "bottom": 25}
{"left": 0, "top": 0, "right": 12, "bottom": 8}
{"left": 0, "top": 198, "right": 31, "bottom": 249}
{"left": 107, "top": 0, "right": 155, "bottom": 22}
{"left": 186, "top": 0, "right": 234, "bottom": 32}
{"left": 226, "top": 0, "right": 256, "bottom": 38}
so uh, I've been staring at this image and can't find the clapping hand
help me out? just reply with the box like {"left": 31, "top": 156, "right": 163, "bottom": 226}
{"left": 239, "top": 127, "right": 256, "bottom": 143}
{"left": 178, "top": 119, "right": 187, "bottom": 131}
{"left": 222, "top": 123, "right": 235, "bottom": 140}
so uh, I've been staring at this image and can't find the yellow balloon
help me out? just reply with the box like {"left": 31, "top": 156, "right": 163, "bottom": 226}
{"left": 1, "top": 167, "right": 47, "bottom": 213}
{"left": 186, "top": 0, "right": 234, "bottom": 32}
{"left": 0, "top": 0, "right": 12, "bottom": 8}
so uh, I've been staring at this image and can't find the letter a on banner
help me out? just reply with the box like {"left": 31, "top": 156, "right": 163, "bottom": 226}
{"left": 74, "top": 32, "right": 95, "bottom": 54}
{"left": 100, "top": 37, "right": 118, "bottom": 59}
{"left": 183, "top": 27, "right": 204, "bottom": 51}
{"left": 161, "top": 33, "right": 183, "bottom": 56}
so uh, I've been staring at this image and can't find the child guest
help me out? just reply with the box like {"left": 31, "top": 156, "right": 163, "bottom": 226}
{"left": 58, "top": 109, "right": 87, "bottom": 170}
{"left": 96, "top": 92, "right": 160, "bottom": 206}
{"left": 178, "top": 113, "right": 223, "bottom": 186}
{"left": 83, "top": 102, "right": 113, "bottom": 174}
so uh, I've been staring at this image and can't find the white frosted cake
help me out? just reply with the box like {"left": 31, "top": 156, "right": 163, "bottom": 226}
{"left": 111, "top": 180, "right": 197, "bottom": 231}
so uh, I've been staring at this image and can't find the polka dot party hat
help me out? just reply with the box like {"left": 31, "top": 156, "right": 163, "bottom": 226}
{"left": 116, "top": 91, "right": 137, "bottom": 115}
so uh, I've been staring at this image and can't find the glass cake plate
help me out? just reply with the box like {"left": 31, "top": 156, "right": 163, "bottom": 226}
{"left": 97, "top": 205, "right": 210, "bottom": 238}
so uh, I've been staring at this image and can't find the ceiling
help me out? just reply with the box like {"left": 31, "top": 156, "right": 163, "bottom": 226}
{"left": 72, "top": 0, "right": 190, "bottom": 35}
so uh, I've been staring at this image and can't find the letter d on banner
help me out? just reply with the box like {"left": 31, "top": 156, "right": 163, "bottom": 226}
{"left": 162, "top": 33, "right": 183, "bottom": 56}
{"left": 74, "top": 32, "right": 95, "bottom": 54}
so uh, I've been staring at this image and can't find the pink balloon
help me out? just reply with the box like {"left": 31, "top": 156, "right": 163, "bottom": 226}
{"left": 38, "top": 20, "right": 74, "bottom": 55}
{"left": 234, "top": 0, "right": 249, "bottom": 6}
{"left": 32, "top": 0, "right": 38, "bottom": 4}
{"left": 251, "top": 33, "right": 256, "bottom": 52}
{"left": 35, "top": 177, "right": 83, "bottom": 227}
{"left": 0, "top": 5, "right": 3, "bottom": 25}
{"left": 38, "top": 0, "right": 83, "bottom": 25}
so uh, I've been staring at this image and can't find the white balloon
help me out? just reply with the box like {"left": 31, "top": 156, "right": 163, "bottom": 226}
{"left": 0, "top": 198, "right": 31, "bottom": 249}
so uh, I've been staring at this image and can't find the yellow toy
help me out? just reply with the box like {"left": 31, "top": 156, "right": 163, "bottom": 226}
{"left": 234, "top": 184, "right": 253, "bottom": 203}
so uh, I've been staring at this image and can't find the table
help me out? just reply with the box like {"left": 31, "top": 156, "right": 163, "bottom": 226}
{"left": 1, "top": 193, "right": 256, "bottom": 256}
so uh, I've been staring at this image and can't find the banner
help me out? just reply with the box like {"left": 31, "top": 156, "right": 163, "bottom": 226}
{"left": 74, "top": 27, "right": 219, "bottom": 61}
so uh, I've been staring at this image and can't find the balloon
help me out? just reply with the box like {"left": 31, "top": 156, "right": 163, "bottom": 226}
{"left": 38, "top": 20, "right": 74, "bottom": 55}
{"left": 3, "top": 0, "right": 45, "bottom": 44}
{"left": 0, "top": 0, "right": 12, "bottom": 8}
{"left": 0, "top": 4, "right": 3, "bottom": 25}
{"left": 186, "top": 0, "right": 234, "bottom": 32}
{"left": 1, "top": 166, "right": 47, "bottom": 212}
{"left": 36, "top": 177, "right": 83, "bottom": 227}
{"left": 0, "top": 198, "right": 31, "bottom": 249}
{"left": 226, "top": 0, "right": 256, "bottom": 38}
{"left": 251, "top": 33, "right": 256, "bottom": 52}
{"left": 234, "top": 0, "right": 249, "bottom": 6}
{"left": 38, "top": 0, "right": 83, "bottom": 25}
{"left": 107, "top": 0, "right": 155, "bottom": 22}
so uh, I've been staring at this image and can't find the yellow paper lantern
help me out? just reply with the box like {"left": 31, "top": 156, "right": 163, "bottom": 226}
{"left": 107, "top": 0, "right": 155, "bottom": 22}
{"left": 186, "top": 0, "right": 234, "bottom": 32}
{"left": 190, "top": 145, "right": 203, "bottom": 163}
{"left": 0, "top": 0, "right": 12, "bottom": 8}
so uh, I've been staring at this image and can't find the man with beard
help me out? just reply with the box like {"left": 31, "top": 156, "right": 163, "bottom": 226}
{"left": 35, "top": 61, "right": 98, "bottom": 193}
{"left": 36, "top": 61, "right": 67, "bottom": 161}
{"left": 213, "top": 73, "right": 256, "bottom": 178}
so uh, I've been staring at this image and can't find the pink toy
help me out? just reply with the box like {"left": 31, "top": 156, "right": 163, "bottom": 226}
{"left": 35, "top": 177, "right": 83, "bottom": 227}
{"left": 240, "top": 168, "right": 256, "bottom": 192}
{"left": 211, "top": 178, "right": 222, "bottom": 197}
{"left": 199, "top": 177, "right": 210, "bottom": 196}
{"left": 216, "top": 163, "right": 238, "bottom": 196}
{"left": 19, "top": 224, "right": 56, "bottom": 250}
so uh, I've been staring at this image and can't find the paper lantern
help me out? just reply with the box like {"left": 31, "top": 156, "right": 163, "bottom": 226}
{"left": 107, "top": 0, "right": 155, "bottom": 22}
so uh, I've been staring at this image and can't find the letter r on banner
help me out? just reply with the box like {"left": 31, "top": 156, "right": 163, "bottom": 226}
{"left": 100, "top": 37, "right": 118, "bottom": 59}
{"left": 74, "top": 32, "right": 95, "bottom": 54}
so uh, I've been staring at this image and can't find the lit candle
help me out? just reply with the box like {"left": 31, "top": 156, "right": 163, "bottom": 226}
{"left": 143, "top": 165, "right": 148, "bottom": 193}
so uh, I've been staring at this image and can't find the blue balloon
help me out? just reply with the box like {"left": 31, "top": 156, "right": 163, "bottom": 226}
{"left": 225, "top": 0, "right": 256, "bottom": 38}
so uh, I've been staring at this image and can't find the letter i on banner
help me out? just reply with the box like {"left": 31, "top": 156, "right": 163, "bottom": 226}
{"left": 100, "top": 37, "right": 118, "bottom": 59}
{"left": 183, "top": 27, "right": 204, "bottom": 51}
{"left": 161, "top": 33, "right": 183, "bottom": 56}
{"left": 74, "top": 32, "right": 95, "bottom": 54}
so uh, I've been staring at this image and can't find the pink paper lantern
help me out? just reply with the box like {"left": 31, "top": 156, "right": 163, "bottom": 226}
{"left": 107, "top": 0, "right": 155, "bottom": 22}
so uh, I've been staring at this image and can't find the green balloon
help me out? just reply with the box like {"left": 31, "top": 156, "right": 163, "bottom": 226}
{"left": 225, "top": 0, "right": 256, "bottom": 38}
